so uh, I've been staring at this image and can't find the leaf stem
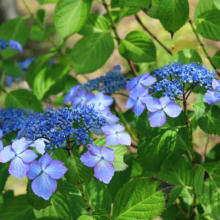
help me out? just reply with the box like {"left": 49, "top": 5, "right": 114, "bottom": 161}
{"left": 102, "top": 0, "right": 138, "bottom": 76}
{"left": 135, "top": 14, "right": 172, "bottom": 55}
{"left": 188, "top": 18, "right": 220, "bottom": 77}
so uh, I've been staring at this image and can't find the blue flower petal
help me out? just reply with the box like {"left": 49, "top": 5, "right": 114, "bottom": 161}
{"left": 126, "top": 77, "right": 139, "bottom": 91}
{"left": 148, "top": 111, "right": 167, "bottom": 127}
{"left": 118, "top": 132, "right": 131, "bottom": 146}
{"left": 80, "top": 151, "right": 100, "bottom": 167}
{"left": 31, "top": 173, "right": 57, "bottom": 200}
{"left": 164, "top": 102, "right": 182, "bottom": 118}
{"left": 106, "top": 134, "right": 118, "bottom": 146}
{"left": 141, "top": 75, "right": 157, "bottom": 87}
{"left": 89, "top": 144, "right": 102, "bottom": 157}
{"left": 9, "top": 157, "right": 29, "bottom": 179}
{"left": 19, "top": 150, "right": 38, "bottom": 163}
{"left": 204, "top": 90, "right": 220, "bottom": 105}
{"left": 27, "top": 160, "right": 41, "bottom": 180}
{"left": 39, "top": 153, "right": 52, "bottom": 170}
{"left": 12, "top": 138, "right": 28, "bottom": 154}
{"left": 0, "top": 140, "right": 3, "bottom": 151}
{"left": 94, "top": 160, "right": 115, "bottom": 184}
{"left": 101, "top": 146, "right": 115, "bottom": 162}
{"left": 125, "top": 97, "right": 136, "bottom": 109}
{"left": 212, "top": 79, "right": 220, "bottom": 90}
{"left": 133, "top": 99, "right": 145, "bottom": 116}
{"left": 129, "top": 83, "right": 146, "bottom": 99}
{"left": 0, "top": 146, "right": 15, "bottom": 163}
{"left": 146, "top": 98, "right": 161, "bottom": 112}
{"left": 159, "top": 96, "right": 171, "bottom": 108}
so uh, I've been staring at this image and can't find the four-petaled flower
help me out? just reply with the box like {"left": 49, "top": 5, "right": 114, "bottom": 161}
{"left": 9, "top": 40, "right": 23, "bottom": 53}
{"left": 146, "top": 96, "right": 182, "bottom": 127}
{"left": 101, "top": 124, "right": 131, "bottom": 146}
{"left": 29, "top": 138, "right": 50, "bottom": 155}
{"left": 125, "top": 89, "right": 151, "bottom": 116}
{"left": 72, "top": 89, "right": 95, "bottom": 108}
{"left": 63, "top": 84, "right": 81, "bottom": 104}
{"left": 204, "top": 79, "right": 220, "bottom": 105}
{"left": 0, "top": 130, "right": 3, "bottom": 151}
{"left": 0, "top": 138, "right": 38, "bottom": 178}
{"left": 80, "top": 145, "right": 115, "bottom": 184}
{"left": 126, "top": 72, "right": 156, "bottom": 98}
{"left": 27, "top": 153, "right": 68, "bottom": 200}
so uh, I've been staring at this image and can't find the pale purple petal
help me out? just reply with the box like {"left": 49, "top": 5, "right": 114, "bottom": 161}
{"left": 160, "top": 96, "right": 171, "bottom": 108}
{"left": 78, "top": 89, "right": 87, "bottom": 97}
{"left": 12, "top": 137, "right": 28, "bottom": 154}
{"left": 19, "top": 150, "right": 38, "bottom": 163}
{"left": 89, "top": 144, "right": 101, "bottom": 157}
{"left": 101, "top": 125, "right": 116, "bottom": 135}
{"left": 146, "top": 98, "right": 161, "bottom": 112}
{"left": 141, "top": 76, "right": 157, "bottom": 86}
{"left": 117, "top": 132, "right": 131, "bottom": 146}
{"left": 140, "top": 94, "right": 152, "bottom": 104}
{"left": 0, "top": 140, "right": 3, "bottom": 151}
{"left": 63, "top": 84, "right": 81, "bottom": 104}
{"left": 96, "top": 92, "right": 105, "bottom": 101}
{"left": 105, "top": 134, "right": 119, "bottom": 146}
{"left": 30, "top": 138, "right": 49, "bottom": 155}
{"left": 102, "top": 96, "right": 114, "bottom": 107}
{"left": 31, "top": 173, "right": 57, "bottom": 200}
{"left": 27, "top": 160, "right": 41, "bottom": 180}
{"left": 164, "top": 102, "right": 182, "bottom": 118}
{"left": 71, "top": 96, "right": 81, "bottom": 106}
{"left": 94, "top": 160, "right": 115, "bottom": 184}
{"left": 39, "top": 153, "right": 52, "bottom": 170}
{"left": 148, "top": 111, "right": 167, "bottom": 127}
{"left": 204, "top": 90, "right": 220, "bottom": 105}
{"left": 0, "top": 145, "right": 15, "bottom": 163}
{"left": 9, "top": 157, "right": 29, "bottom": 179}
{"left": 133, "top": 99, "right": 145, "bottom": 116}
{"left": 45, "top": 160, "right": 68, "bottom": 179}
{"left": 101, "top": 146, "right": 115, "bottom": 162}
{"left": 126, "top": 77, "right": 139, "bottom": 91}
{"left": 139, "top": 72, "right": 150, "bottom": 81}
{"left": 101, "top": 109, "right": 119, "bottom": 125}
{"left": 80, "top": 151, "right": 100, "bottom": 167}
{"left": 85, "top": 93, "right": 95, "bottom": 102}
{"left": 129, "top": 83, "right": 146, "bottom": 98}
{"left": 0, "top": 130, "right": 3, "bottom": 139}
{"left": 125, "top": 97, "right": 136, "bottom": 109}
{"left": 112, "top": 124, "right": 125, "bottom": 133}
{"left": 212, "top": 79, "right": 220, "bottom": 90}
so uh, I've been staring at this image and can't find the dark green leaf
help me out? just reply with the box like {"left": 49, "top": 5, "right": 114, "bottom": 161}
{"left": 211, "top": 50, "right": 220, "bottom": 69}
{"left": 2, "top": 60, "right": 23, "bottom": 78}
{"left": 145, "top": 0, "right": 161, "bottom": 19}
{"left": 0, "top": 162, "right": 10, "bottom": 194}
{"left": 118, "top": 0, "right": 152, "bottom": 8}
{"left": 206, "top": 143, "right": 220, "bottom": 162}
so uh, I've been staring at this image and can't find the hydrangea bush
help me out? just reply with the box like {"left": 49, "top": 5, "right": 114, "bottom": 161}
{"left": 0, "top": 0, "right": 220, "bottom": 219}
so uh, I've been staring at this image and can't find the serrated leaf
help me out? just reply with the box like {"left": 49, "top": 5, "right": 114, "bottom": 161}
{"left": 211, "top": 50, "right": 220, "bottom": 69}
{"left": 71, "top": 32, "right": 114, "bottom": 74}
{"left": 119, "top": 31, "right": 156, "bottom": 63}
{"left": 54, "top": 0, "right": 92, "bottom": 39}
{"left": 0, "top": 18, "right": 28, "bottom": 59}
{"left": 78, "top": 13, "right": 110, "bottom": 36}
{"left": 112, "top": 178, "right": 173, "bottom": 220}
{"left": 119, "top": 7, "right": 140, "bottom": 21}
{"left": 138, "top": 128, "right": 177, "bottom": 172}
{"left": 0, "top": 195, "right": 35, "bottom": 220}
{"left": 2, "top": 60, "right": 23, "bottom": 78}
{"left": 145, "top": 0, "right": 160, "bottom": 19}
{"left": 158, "top": 0, "right": 189, "bottom": 33}
{"left": 5, "top": 89, "right": 42, "bottom": 112}
{"left": 195, "top": 162, "right": 220, "bottom": 219}
{"left": 94, "top": 137, "right": 128, "bottom": 171}
{"left": 194, "top": 102, "right": 220, "bottom": 136}
{"left": 118, "top": 0, "right": 151, "bottom": 8}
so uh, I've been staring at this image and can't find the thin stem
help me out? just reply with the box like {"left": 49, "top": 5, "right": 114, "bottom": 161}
{"left": 135, "top": 14, "right": 172, "bottom": 55}
{"left": 77, "top": 181, "right": 92, "bottom": 213}
{"left": 204, "top": 135, "right": 209, "bottom": 162}
{"left": 189, "top": 18, "right": 220, "bottom": 77}
{"left": 21, "top": 0, "right": 64, "bottom": 56}
{"left": 102, "top": 0, "right": 138, "bottom": 76}
{"left": 0, "top": 84, "right": 7, "bottom": 94}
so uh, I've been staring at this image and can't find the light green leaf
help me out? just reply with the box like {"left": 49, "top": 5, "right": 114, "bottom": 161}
{"left": 195, "top": 162, "right": 220, "bottom": 219}
{"left": 145, "top": 0, "right": 161, "bottom": 19}
{"left": 112, "top": 178, "right": 173, "bottom": 220}
{"left": 0, "top": 195, "right": 35, "bottom": 220}
{"left": 118, "top": 0, "right": 152, "bottom": 8}
{"left": 215, "top": 0, "right": 220, "bottom": 9}
{"left": 5, "top": 89, "right": 42, "bottom": 112}
{"left": 54, "top": 0, "right": 92, "bottom": 39}
{"left": 0, "top": 18, "right": 28, "bottom": 59}
{"left": 71, "top": 32, "right": 114, "bottom": 74}
{"left": 37, "top": 0, "right": 58, "bottom": 4}
{"left": 2, "top": 60, "right": 23, "bottom": 78}
{"left": 194, "top": 0, "right": 214, "bottom": 19}
{"left": 158, "top": 0, "right": 189, "bottom": 33}
{"left": 138, "top": 128, "right": 177, "bottom": 172}
{"left": 119, "top": 31, "right": 156, "bottom": 63}
{"left": 119, "top": 7, "right": 140, "bottom": 21}
{"left": 78, "top": 13, "right": 110, "bottom": 36}
{"left": 211, "top": 50, "right": 220, "bottom": 69}
{"left": 94, "top": 137, "right": 128, "bottom": 171}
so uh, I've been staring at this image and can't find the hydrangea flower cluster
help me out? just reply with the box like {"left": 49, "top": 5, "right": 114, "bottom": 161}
{"left": 150, "top": 62, "right": 215, "bottom": 100}
{"left": 0, "top": 38, "right": 23, "bottom": 53}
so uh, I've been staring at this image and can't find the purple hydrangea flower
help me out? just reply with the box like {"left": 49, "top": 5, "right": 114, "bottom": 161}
{"left": 0, "top": 130, "right": 3, "bottom": 151}
{"left": 88, "top": 92, "right": 114, "bottom": 111}
{"left": 63, "top": 84, "right": 81, "bottom": 104}
{"left": 146, "top": 96, "right": 182, "bottom": 127}
{"left": 29, "top": 138, "right": 50, "bottom": 155}
{"left": 125, "top": 89, "right": 151, "bottom": 116}
{"left": 126, "top": 72, "right": 156, "bottom": 98}
{"left": 27, "top": 153, "right": 68, "bottom": 200}
{"left": 71, "top": 89, "right": 95, "bottom": 108}
{"left": 0, "top": 138, "right": 38, "bottom": 178}
{"left": 9, "top": 40, "right": 23, "bottom": 53}
{"left": 204, "top": 79, "right": 220, "bottom": 105}
{"left": 80, "top": 145, "right": 115, "bottom": 184}
{"left": 101, "top": 124, "right": 131, "bottom": 146}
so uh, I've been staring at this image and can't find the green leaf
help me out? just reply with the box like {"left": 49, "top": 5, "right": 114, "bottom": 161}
{"left": 215, "top": 0, "right": 220, "bottom": 9}
{"left": 158, "top": 0, "right": 189, "bottom": 33}
{"left": 194, "top": 0, "right": 215, "bottom": 19}
{"left": 52, "top": 148, "right": 69, "bottom": 163}
{"left": 2, "top": 60, "right": 23, "bottom": 78}
{"left": 206, "top": 143, "right": 220, "bottom": 162}
{"left": 118, "top": 0, "right": 152, "bottom": 8}
{"left": 65, "top": 152, "right": 93, "bottom": 185}
{"left": 119, "top": 31, "right": 156, "bottom": 63}
{"left": 34, "top": 218, "right": 61, "bottom": 220}
{"left": 94, "top": 137, "right": 128, "bottom": 171}
{"left": 195, "top": 162, "right": 220, "bottom": 219}
{"left": 86, "top": 178, "right": 112, "bottom": 213}
{"left": 5, "top": 89, "right": 42, "bottom": 112}
{"left": 118, "top": 7, "right": 140, "bottom": 21}
{"left": 171, "top": 49, "right": 202, "bottom": 64}
{"left": 33, "top": 64, "right": 70, "bottom": 100}
{"left": 78, "top": 13, "right": 110, "bottom": 36}
{"left": 71, "top": 32, "right": 114, "bottom": 74}
{"left": 138, "top": 128, "right": 177, "bottom": 172}
{"left": 0, "top": 195, "right": 35, "bottom": 220}
{"left": 0, "top": 18, "right": 28, "bottom": 59}
{"left": 0, "top": 163, "right": 10, "bottom": 194}
{"left": 211, "top": 50, "right": 220, "bottom": 69}
{"left": 145, "top": 0, "right": 161, "bottom": 19}
{"left": 63, "top": 75, "right": 78, "bottom": 94}
{"left": 194, "top": 102, "right": 220, "bottom": 136}
{"left": 30, "top": 25, "right": 54, "bottom": 41}
{"left": 112, "top": 178, "right": 172, "bottom": 220}
{"left": 77, "top": 210, "right": 111, "bottom": 220}
{"left": 37, "top": 0, "right": 58, "bottom": 4}
{"left": 54, "top": 0, "right": 92, "bottom": 39}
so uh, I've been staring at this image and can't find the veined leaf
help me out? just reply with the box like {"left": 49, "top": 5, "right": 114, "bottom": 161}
{"left": 211, "top": 50, "right": 220, "bottom": 69}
